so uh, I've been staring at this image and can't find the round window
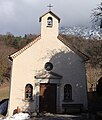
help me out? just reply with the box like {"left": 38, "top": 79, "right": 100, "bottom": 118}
{"left": 45, "top": 62, "right": 53, "bottom": 71}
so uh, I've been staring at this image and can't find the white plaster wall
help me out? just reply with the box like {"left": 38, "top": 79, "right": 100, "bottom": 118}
{"left": 8, "top": 12, "right": 87, "bottom": 115}
{"left": 8, "top": 36, "right": 87, "bottom": 115}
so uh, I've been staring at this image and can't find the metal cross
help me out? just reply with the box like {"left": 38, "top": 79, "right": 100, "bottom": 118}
{"left": 47, "top": 4, "right": 53, "bottom": 11}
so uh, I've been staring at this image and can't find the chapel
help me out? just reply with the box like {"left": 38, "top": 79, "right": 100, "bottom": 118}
{"left": 8, "top": 9, "right": 88, "bottom": 115}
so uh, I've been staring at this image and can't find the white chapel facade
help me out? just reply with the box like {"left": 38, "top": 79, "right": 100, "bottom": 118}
{"left": 8, "top": 10, "right": 88, "bottom": 116}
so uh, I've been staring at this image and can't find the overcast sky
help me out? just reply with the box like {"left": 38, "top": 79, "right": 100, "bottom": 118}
{"left": 0, "top": 0, "right": 101, "bottom": 36}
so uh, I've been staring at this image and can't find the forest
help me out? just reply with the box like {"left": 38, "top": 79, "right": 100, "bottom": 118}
{"left": 0, "top": 33, "right": 102, "bottom": 91}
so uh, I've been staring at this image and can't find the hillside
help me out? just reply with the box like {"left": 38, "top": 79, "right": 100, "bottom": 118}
{"left": 60, "top": 25, "right": 102, "bottom": 40}
{"left": 0, "top": 34, "right": 36, "bottom": 85}
{"left": 0, "top": 34, "right": 102, "bottom": 91}
{"left": 0, "top": 39, "right": 16, "bottom": 85}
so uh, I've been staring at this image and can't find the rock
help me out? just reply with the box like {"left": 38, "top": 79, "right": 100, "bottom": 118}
{"left": 0, "top": 99, "right": 9, "bottom": 116}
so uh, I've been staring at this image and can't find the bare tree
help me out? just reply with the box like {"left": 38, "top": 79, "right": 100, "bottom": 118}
{"left": 91, "top": 2, "right": 102, "bottom": 29}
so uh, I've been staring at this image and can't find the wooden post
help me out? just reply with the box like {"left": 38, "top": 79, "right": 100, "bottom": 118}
{"left": 17, "top": 106, "right": 20, "bottom": 113}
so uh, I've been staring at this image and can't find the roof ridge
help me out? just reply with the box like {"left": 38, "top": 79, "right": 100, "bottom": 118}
{"left": 9, "top": 34, "right": 89, "bottom": 61}
{"left": 58, "top": 35, "right": 89, "bottom": 61}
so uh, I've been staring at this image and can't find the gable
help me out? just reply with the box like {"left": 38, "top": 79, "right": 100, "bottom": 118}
{"left": 9, "top": 34, "right": 89, "bottom": 62}
{"left": 39, "top": 11, "right": 60, "bottom": 23}
{"left": 35, "top": 71, "right": 62, "bottom": 79}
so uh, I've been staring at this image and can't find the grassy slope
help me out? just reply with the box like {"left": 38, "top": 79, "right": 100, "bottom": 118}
{"left": 0, "top": 85, "right": 9, "bottom": 100}
{"left": 0, "top": 114, "right": 4, "bottom": 118}
{"left": 0, "top": 85, "right": 9, "bottom": 117}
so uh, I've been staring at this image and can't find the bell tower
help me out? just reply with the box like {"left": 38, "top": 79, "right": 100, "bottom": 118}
{"left": 39, "top": 7, "right": 60, "bottom": 39}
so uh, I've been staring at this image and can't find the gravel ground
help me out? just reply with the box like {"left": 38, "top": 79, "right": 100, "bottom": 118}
{"left": 1, "top": 113, "right": 101, "bottom": 120}
{"left": 29, "top": 113, "right": 102, "bottom": 120}
{"left": 29, "top": 114, "right": 85, "bottom": 120}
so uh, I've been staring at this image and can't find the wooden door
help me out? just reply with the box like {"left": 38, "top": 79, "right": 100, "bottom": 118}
{"left": 39, "top": 83, "right": 57, "bottom": 113}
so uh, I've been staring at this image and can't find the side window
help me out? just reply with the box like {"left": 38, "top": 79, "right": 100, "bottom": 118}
{"left": 47, "top": 17, "right": 53, "bottom": 27}
{"left": 64, "top": 84, "right": 72, "bottom": 101}
{"left": 25, "top": 84, "right": 33, "bottom": 100}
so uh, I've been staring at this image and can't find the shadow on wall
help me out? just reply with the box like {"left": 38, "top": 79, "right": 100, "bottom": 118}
{"left": 13, "top": 50, "right": 82, "bottom": 114}
{"left": 29, "top": 50, "right": 81, "bottom": 114}
{"left": 49, "top": 50, "right": 80, "bottom": 75}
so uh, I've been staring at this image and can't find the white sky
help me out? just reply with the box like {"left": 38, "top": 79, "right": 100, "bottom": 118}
{"left": 0, "top": 0, "right": 101, "bottom": 36}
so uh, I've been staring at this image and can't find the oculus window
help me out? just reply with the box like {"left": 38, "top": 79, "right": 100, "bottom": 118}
{"left": 45, "top": 62, "right": 53, "bottom": 71}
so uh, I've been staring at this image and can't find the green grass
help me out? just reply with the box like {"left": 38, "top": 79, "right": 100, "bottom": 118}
{"left": 0, "top": 85, "right": 9, "bottom": 100}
